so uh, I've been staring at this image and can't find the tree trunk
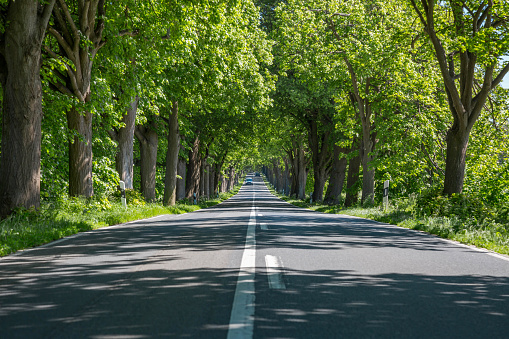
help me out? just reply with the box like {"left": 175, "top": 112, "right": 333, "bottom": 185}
{"left": 200, "top": 160, "right": 206, "bottom": 197}
{"left": 185, "top": 135, "right": 201, "bottom": 199}
{"left": 228, "top": 166, "right": 235, "bottom": 191}
{"left": 67, "top": 106, "right": 94, "bottom": 197}
{"left": 289, "top": 156, "right": 298, "bottom": 197}
{"left": 204, "top": 164, "right": 210, "bottom": 198}
{"left": 283, "top": 157, "right": 291, "bottom": 195}
{"left": 361, "top": 124, "right": 377, "bottom": 205}
{"left": 177, "top": 156, "right": 186, "bottom": 201}
{"left": 308, "top": 117, "right": 332, "bottom": 202}
{"left": 163, "top": 102, "right": 180, "bottom": 206}
{"left": 345, "top": 138, "right": 361, "bottom": 207}
{"left": 324, "top": 145, "right": 348, "bottom": 205}
{"left": 109, "top": 96, "right": 138, "bottom": 189}
{"left": 443, "top": 127, "right": 470, "bottom": 195}
{"left": 272, "top": 159, "right": 281, "bottom": 192}
{"left": 0, "top": 0, "right": 55, "bottom": 217}
{"left": 135, "top": 120, "right": 158, "bottom": 202}
{"left": 213, "top": 168, "right": 221, "bottom": 196}
{"left": 297, "top": 146, "right": 308, "bottom": 200}
{"left": 312, "top": 167, "right": 328, "bottom": 202}
{"left": 208, "top": 166, "right": 216, "bottom": 198}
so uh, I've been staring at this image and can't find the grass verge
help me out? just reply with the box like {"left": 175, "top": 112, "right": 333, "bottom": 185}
{"left": 266, "top": 184, "right": 509, "bottom": 256}
{"left": 0, "top": 187, "right": 240, "bottom": 257}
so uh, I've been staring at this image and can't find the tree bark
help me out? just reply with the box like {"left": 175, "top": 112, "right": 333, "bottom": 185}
{"left": 185, "top": 135, "right": 201, "bottom": 200}
{"left": 345, "top": 138, "right": 361, "bottom": 207}
{"left": 108, "top": 96, "right": 138, "bottom": 189}
{"left": 67, "top": 106, "right": 94, "bottom": 197}
{"left": 308, "top": 116, "right": 332, "bottom": 202}
{"left": 324, "top": 144, "right": 348, "bottom": 205}
{"left": 283, "top": 157, "right": 291, "bottom": 195}
{"left": 208, "top": 166, "right": 216, "bottom": 198}
{"left": 0, "top": 0, "right": 55, "bottom": 217}
{"left": 177, "top": 156, "right": 186, "bottom": 201}
{"left": 443, "top": 128, "right": 470, "bottom": 195}
{"left": 228, "top": 166, "right": 235, "bottom": 191}
{"left": 272, "top": 159, "right": 281, "bottom": 192}
{"left": 212, "top": 153, "right": 227, "bottom": 197}
{"left": 163, "top": 102, "right": 180, "bottom": 206}
{"left": 135, "top": 119, "right": 158, "bottom": 202}
{"left": 361, "top": 120, "right": 377, "bottom": 205}
{"left": 204, "top": 164, "right": 210, "bottom": 198}
{"left": 199, "top": 161, "right": 205, "bottom": 197}
{"left": 297, "top": 146, "right": 308, "bottom": 200}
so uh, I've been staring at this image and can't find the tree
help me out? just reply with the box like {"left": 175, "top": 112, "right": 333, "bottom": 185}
{"left": 0, "top": 0, "right": 56, "bottom": 217}
{"left": 44, "top": 0, "right": 107, "bottom": 197}
{"left": 410, "top": 0, "right": 509, "bottom": 194}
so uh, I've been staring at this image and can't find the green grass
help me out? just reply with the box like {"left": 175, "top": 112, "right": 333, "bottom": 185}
{"left": 266, "top": 183, "right": 509, "bottom": 256}
{"left": 0, "top": 186, "right": 240, "bottom": 257}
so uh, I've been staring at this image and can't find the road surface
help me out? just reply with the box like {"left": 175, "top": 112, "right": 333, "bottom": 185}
{"left": 1, "top": 176, "right": 509, "bottom": 338}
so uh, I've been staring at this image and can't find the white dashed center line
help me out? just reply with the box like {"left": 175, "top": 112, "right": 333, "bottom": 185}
{"left": 265, "top": 255, "right": 286, "bottom": 290}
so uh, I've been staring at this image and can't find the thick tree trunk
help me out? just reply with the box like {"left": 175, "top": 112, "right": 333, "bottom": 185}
{"left": 185, "top": 136, "right": 201, "bottom": 199}
{"left": 208, "top": 166, "right": 216, "bottom": 198}
{"left": 308, "top": 118, "right": 332, "bottom": 202}
{"left": 0, "top": 0, "right": 55, "bottom": 217}
{"left": 443, "top": 127, "right": 470, "bottom": 195}
{"left": 312, "top": 167, "right": 328, "bottom": 202}
{"left": 324, "top": 145, "right": 348, "bottom": 205}
{"left": 272, "top": 159, "right": 281, "bottom": 192}
{"left": 204, "top": 164, "right": 210, "bottom": 198}
{"left": 213, "top": 168, "right": 221, "bottom": 196}
{"left": 361, "top": 127, "right": 377, "bottom": 205}
{"left": 283, "top": 157, "right": 291, "bottom": 195}
{"left": 221, "top": 175, "right": 228, "bottom": 193}
{"left": 109, "top": 96, "right": 138, "bottom": 189}
{"left": 345, "top": 139, "right": 361, "bottom": 207}
{"left": 163, "top": 102, "right": 180, "bottom": 206}
{"left": 228, "top": 166, "right": 235, "bottom": 191}
{"left": 67, "top": 106, "right": 94, "bottom": 197}
{"left": 135, "top": 120, "right": 158, "bottom": 202}
{"left": 297, "top": 147, "right": 308, "bottom": 200}
{"left": 177, "top": 157, "right": 186, "bottom": 201}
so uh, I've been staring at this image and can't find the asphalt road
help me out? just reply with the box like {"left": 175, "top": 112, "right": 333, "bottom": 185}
{"left": 1, "top": 176, "right": 509, "bottom": 338}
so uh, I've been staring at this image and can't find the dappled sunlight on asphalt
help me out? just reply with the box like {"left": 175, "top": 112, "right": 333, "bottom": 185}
{"left": 1, "top": 177, "right": 509, "bottom": 338}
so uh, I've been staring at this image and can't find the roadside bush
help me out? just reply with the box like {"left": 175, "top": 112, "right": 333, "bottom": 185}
{"left": 112, "top": 188, "right": 146, "bottom": 206}
{"left": 414, "top": 188, "right": 492, "bottom": 223}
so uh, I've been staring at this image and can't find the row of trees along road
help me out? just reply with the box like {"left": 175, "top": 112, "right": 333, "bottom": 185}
{"left": 259, "top": 0, "right": 509, "bottom": 207}
{"left": 0, "top": 0, "right": 273, "bottom": 217}
{"left": 0, "top": 0, "right": 508, "bottom": 218}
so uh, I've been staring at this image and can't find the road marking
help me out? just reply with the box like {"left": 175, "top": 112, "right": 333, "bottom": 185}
{"left": 260, "top": 223, "right": 268, "bottom": 230}
{"left": 227, "top": 192, "right": 256, "bottom": 339}
{"left": 265, "top": 255, "right": 286, "bottom": 290}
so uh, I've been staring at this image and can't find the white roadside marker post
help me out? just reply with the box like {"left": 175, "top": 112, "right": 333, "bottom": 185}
{"left": 383, "top": 180, "right": 389, "bottom": 211}
{"left": 120, "top": 181, "right": 127, "bottom": 208}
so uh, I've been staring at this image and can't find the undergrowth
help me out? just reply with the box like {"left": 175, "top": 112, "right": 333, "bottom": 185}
{"left": 0, "top": 187, "right": 240, "bottom": 257}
